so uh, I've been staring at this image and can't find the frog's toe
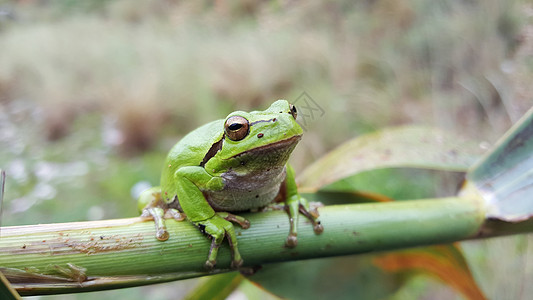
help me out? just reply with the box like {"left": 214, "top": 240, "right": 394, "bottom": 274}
{"left": 156, "top": 228, "right": 169, "bottom": 241}
{"left": 297, "top": 203, "right": 323, "bottom": 235}
{"left": 231, "top": 259, "right": 243, "bottom": 269}
{"left": 240, "top": 219, "right": 251, "bottom": 229}
{"left": 309, "top": 207, "right": 320, "bottom": 219}
{"left": 313, "top": 222, "right": 324, "bottom": 234}
{"left": 217, "top": 212, "right": 250, "bottom": 229}
{"left": 205, "top": 260, "right": 216, "bottom": 270}
{"left": 285, "top": 233, "right": 298, "bottom": 248}
{"left": 164, "top": 208, "right": 186, "bottom": 221}
{"left": 140, "top": 210, "right": 152, "bottom": 219}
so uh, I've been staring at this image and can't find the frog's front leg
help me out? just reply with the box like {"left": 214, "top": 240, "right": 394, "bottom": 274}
{"left": 284, "top": 164, "right": 324, "bottom": 248}
{"left": 175, "top": 166, "right": 249, "bottom": 269}
{"left": 138, "top": 186, "right": 185, "bottom": 241}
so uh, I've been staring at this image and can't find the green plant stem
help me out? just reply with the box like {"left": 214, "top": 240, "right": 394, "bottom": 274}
{"left": 0, "top": 196, "right": 524, "bottom": 296}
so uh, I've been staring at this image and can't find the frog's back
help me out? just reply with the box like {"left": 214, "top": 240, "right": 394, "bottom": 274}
{"left": 160, "top": 120, "right": 224, "bottom": 194}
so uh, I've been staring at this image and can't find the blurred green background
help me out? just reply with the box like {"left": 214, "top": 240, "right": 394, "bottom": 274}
{"left": 0, "top": 0, "right": 532, "bottom": 299}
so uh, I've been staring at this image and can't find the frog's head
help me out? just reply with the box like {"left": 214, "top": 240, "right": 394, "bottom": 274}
{"left": 209, "top": 100, "right": 303, "bottom": 171}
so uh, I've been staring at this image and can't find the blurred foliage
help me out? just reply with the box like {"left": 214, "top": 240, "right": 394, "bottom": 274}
{"left": 0, "top": 0, "right": 532, "bottom": 299}
{"left": 183, "top": 273, "right": 243, "bottom": 300}
{"left": 298, "top": 126, "right": 484, "bottom": 189}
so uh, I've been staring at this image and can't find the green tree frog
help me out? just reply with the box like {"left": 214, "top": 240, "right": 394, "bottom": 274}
{"left": 138, "top": 100, "right": 323, "bottom": 269}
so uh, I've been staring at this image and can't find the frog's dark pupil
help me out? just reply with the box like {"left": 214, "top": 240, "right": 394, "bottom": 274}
{"left": 292, "top": 106, "right": 297, "bottom": 114}
{"left": 229, "top": 123, "right": 242, "bottom": 131}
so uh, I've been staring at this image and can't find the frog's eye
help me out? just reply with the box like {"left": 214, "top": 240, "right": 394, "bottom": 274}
{"left": 225, "top": 116, "right": 250, "bottom": 141}
{"left": 289, "top": 104, "right": 297, "bottom": 119}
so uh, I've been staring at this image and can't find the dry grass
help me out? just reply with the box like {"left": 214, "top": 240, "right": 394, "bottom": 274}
{"left": 0, "top": 0, "right": 530, "bottom": 157}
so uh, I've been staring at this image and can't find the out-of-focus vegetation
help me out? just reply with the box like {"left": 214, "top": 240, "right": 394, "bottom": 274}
{"left": 0, "top": 0, "right": 532, "bottom": 299}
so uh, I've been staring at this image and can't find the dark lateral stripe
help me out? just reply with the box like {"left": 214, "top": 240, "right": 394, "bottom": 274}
{"left": 200, "top": 136, "right": 224, "bottom": 167}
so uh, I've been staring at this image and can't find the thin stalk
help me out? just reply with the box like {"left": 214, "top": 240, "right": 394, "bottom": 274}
{"left": 0, "top": 196, "right": 519, "bottom": 296}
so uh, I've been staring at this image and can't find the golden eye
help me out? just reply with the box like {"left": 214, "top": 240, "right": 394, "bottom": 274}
{"left": 225, "top": 116, "right": 250, "bottom": 141}
{"left": 289, "top": 104, "right": 297, "bottom": 119}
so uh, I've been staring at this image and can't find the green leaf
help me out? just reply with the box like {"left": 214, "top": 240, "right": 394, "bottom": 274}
{"left": 184, "top": 273, "right": 243, "bottom": 300}
{"left": 466, "top": 108, "right": 533, "bottom": 222}
{"left": 298, "top": 126, "right": 484, "bottom": 189}
{"left": 247, "top": 255, "right": 403, "bottom": 300}
{"left": 321, "top": 168, "right": 463, "bottom": 201}
{"left": 237, "top": 278, "right": 280, "bottom": 300}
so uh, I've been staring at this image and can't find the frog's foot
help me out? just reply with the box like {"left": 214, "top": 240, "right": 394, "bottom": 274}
{"left": 286, "top": 232, "right": 298, "bottom": 248}
{"left": 299, "top": 204, "right": 324, "bottom": 234}
{"left": 285, "top": 196, "right": 323, "bottom": 248}
{"left": 142, "top": 207, "right": 185, "bottom": 241}
{"left": 142, "top": 206, "right": 170, "bottom": 241}
{"left": 138, "top": 187, "right": 185, "bottom": 242}
{"left": 195, "top": 214, "right": 246, "bottom": 270}
{"left": 217, "top": 212, "right": 250, "bottom": 229}
{"left": 165, "top": 208, "right": 186, "bottom": 221}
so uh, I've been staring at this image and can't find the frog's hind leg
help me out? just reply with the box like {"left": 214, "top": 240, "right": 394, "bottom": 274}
{"left": 284, "top": 195, "right": 324, "bottom": 247}
{"left": 298, "top": 200, "right": 324, "bottom": 234}
{"left": 283, "top": 164, "right": 324, "bottom": 248}
{"left": 143, "top": 206, "right": 169, "bottom": 241}
{"left": 217, "top": 212, "right": 250, "bottom": 229}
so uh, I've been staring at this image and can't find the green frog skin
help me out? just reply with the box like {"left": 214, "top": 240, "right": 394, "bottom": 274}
{"left": 138, "top": 100, "right": 323, "bottom": 269}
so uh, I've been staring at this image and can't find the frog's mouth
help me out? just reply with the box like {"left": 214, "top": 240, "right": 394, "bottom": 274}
{"left": 230, "top": 134, "right": 302, "bottom": 159}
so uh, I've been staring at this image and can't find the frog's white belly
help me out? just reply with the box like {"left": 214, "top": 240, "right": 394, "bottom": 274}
{"left": 204, "top": 166, "right": 286, "bottom": 212}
